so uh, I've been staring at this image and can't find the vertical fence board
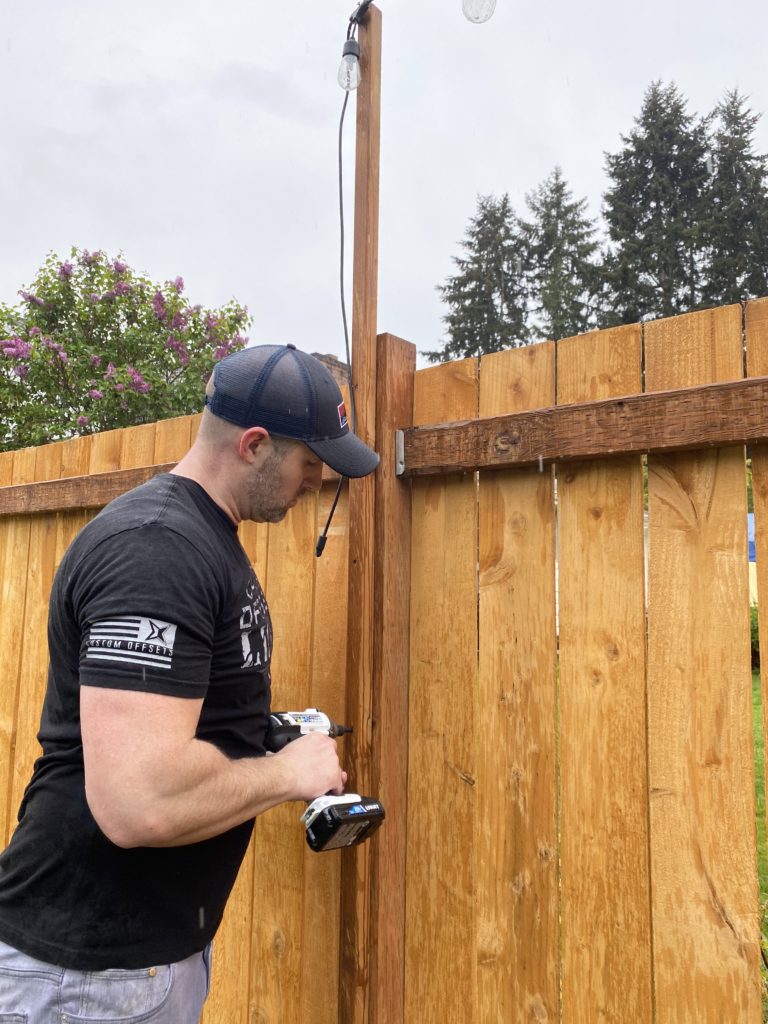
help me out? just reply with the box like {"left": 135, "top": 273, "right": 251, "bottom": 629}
{"left": 0, "top": 513, "right": 32, "bottom": 845}
{"left": 152, "top": 415, "right": 194, "bottom": 464}
{"left": 8, "top": 442, "right": 65, "bottom": 823}
{"left": 476, "top": 343, "right": 559, "bottom": 1022}
{"left": 405, "top": 359, "right": 478, "bottom": 1024}
{"left": 747, "top": 299, "right": 768, "bottom": 917}
{"left": 250, "top": 498, "right": 318, "bottom": 1024}
{"left": 557, "top": 325, "right": 653, "bottom": 1022}
{"left": 201, "top": 519, "right": 269, "bottom": 1024}
{"left": 646, "top": 305, "right": 761, "bottom": 1021}
{"left": 301, "top": 485, "right": 350, "bottom": 1024}
{"left": 118, "top": 422, "right": 158, "bottom": 470}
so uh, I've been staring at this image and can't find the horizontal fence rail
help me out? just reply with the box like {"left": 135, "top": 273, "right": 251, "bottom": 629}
{"left": 398, "top": 374, "right": 768, "bottom": 476}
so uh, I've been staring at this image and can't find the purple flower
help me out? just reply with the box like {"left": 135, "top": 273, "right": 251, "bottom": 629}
{"left": 104, "top": 362, "right": 117, "bottom": 379}
{"left": 12, "top": 364, "right": 29, "bottom": 379}
{"left": 114, "top": 382, "right": 125, "bottom": 392}
{"left": 171, "top": 311, "right": 187, "bottom": 331}
{"left": 112, "top": 259, "right": 128, "bottom": 274}
{"left": 113, "top": 280, "right": 132, "bottom": 296}
{"left": 28, "top": 326, "right": 41, "bottom": 337}
{"left": 88, "top": 389, "right": 104, "bottom": 400}
{"left": 58, "top": 261, "right": 74, "bottom": 280}
{"left": 205, "top": 314, "right": 219, "bottom": 331}
{"left": 2, "top": 337, "right": 32, "bottom": 360}
{"left": 152, "top": 291, "right": 167, "bottom": 322}
{"left": 126, "top": 366, "right": 151, "bottom": 393}
{"left": 77, "top": 415, "right": 89, "bottom": 427}
{"left": 57, "top": 350, "right": 69, "bottom": 364}
{"left": 173, "top": 276, "right": 184, "bottom": 294}
{"left": 19, "top": 289, "right": 44, "bottom": 307}
{"left": 80, "top": 250, "right": 102, "bottom": 266}
{"left": 166, "top": 334, "right": 190, "bottom": 365}
{"left": 90, "top": 355, "right": 102, "bottom": 368}
{"left": 89, "top": 293, "right": 101, "bottom": 303}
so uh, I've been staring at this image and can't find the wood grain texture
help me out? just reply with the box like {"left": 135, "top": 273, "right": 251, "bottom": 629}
{"left": 341, "top": 7, "right": 382, "bottom": 1022}
{"left": 477, "top": 343, "right": 559, "bottom": 1023}
{"left": 405, "top": 357, "right": 478, "bottom": 1024}
{"left": 746, "top": 298, "right": 768, "bottom": 997}
{"left": 401, "top": 374, "right": 768, "bottom": 477}
{"left": 202, "top": 516, "right": 269, "bottom": 1024}
{"left": 250, "top": 497, "right": 317, "bottom": 1024}
{"left": 8, "top": 441, "right": 65, "bottom": 827}
{"left": 556, "top": 325, "right": 652, "bottom": 1022}
{"left": 369, "top": 334, "right": 415, "bottom": 1024}
{"left": 646, "top": 305, "right": 761, "bottom": 1021}
{"left": 0, "top": 463, "right": 178, "bottom": 515}
{"left": 301, "top": 483, "right": 350, "bottom": 1024}
{"left": 0, "top": 513, "right": 32, "bottom": 845}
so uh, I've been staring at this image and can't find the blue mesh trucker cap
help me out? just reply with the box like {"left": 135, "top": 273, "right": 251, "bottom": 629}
{"left": 205, "top": 344, "right": 380, "bottom": 478}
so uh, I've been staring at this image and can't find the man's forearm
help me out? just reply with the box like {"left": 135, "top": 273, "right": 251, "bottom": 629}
{"left": 88, "top": 739, "right": 296, "bottom": 849}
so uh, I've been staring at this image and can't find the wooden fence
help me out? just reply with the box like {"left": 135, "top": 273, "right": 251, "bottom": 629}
{"left": 2, "top": 299, "right": 768, "bottom": 1021}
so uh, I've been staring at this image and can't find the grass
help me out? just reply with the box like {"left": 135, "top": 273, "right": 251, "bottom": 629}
{"left": 753, "top": 670, "right": 768, "bottom": 1021}
{"left": 755, "top": 671, "right": 767, "bottom": 897}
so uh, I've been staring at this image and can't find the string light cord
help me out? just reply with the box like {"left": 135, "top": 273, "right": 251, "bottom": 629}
{"left": 317, "top": 5, "right": 369, "bottom": 556}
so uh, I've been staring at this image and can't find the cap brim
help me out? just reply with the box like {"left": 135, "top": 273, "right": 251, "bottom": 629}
{"left": 307, "top": 432, "right": 380, "bottom": 478}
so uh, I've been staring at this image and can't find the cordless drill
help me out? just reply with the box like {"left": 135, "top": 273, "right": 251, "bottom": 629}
{"left": 264, "top": 708, "right": 386, "bottom": 853}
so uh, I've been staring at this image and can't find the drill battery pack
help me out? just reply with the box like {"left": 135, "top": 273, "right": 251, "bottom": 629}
{"left": 300, "top": 793, "right": 385, "bottom": 853}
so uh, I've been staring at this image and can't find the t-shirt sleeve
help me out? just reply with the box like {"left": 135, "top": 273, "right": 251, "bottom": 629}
{"left": 73, "top": 524, "right": 220, "bottom": 698}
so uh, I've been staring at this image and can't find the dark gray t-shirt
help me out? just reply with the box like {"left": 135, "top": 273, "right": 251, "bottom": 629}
{"left": 0, "top": 474, "right": 272, "bottom": 969}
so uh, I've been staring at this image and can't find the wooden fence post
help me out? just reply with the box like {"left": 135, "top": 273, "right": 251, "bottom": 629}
{"left": 370, "top": 333, "right": 415, "bottom": 1024}
{"left": 340, "top": 5, "right": 383, "bottom": 1023}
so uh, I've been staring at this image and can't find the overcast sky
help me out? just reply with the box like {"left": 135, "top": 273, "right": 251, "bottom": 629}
{"left": 2, "top": 0, "right": 767, "bottom": 366}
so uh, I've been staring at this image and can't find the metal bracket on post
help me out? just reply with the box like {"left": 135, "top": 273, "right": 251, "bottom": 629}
{"left": 395, "top": 430, "right": 405, "bottom": 476}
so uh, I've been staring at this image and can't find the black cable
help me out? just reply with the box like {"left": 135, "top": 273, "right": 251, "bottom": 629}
{"left": 317, "top": 56, "right": 359, "bottom": 558}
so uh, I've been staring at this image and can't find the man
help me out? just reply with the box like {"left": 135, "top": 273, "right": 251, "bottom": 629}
{"left": 0, "top": 343, "right": 379, "bottom": 1022}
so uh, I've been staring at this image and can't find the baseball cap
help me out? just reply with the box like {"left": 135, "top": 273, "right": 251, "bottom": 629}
{"left": 205, "top": 344, "right": 380, "bottom": 478}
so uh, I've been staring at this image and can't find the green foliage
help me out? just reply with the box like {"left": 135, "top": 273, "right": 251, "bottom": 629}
{"left": 600, "top": 81, "right": 709, "bottom": 326}
{"left": 426, "top": 194, "right": 529, "bottom": 363}
{"left": 431, "top": 81, "right": 768, "bottom": 361}
{"left": 521, "top": 167, "right": 600, "bottom": 341}
{"left": 700, "top": 90, "right": 768, "bottom": 306}
{"left": 0, "top": 248, "right": 250, "bottom": 451}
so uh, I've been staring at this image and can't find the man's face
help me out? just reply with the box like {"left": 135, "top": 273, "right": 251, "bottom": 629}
{"left": 246, "top": 438, "right": 323, "bottom": 523}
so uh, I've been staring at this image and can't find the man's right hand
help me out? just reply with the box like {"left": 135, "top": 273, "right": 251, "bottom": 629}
{"left": 276, "top": 732, "right": 347, "bottom": 801}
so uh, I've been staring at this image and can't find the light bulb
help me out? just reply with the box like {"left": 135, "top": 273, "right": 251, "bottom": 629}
{"left": 338, "top": 39, "right": 362, "bottom": 91}
{"left": 462, "top": 0, "right": 497, "bottom": 22}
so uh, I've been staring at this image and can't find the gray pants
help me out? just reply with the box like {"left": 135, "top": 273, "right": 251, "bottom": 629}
{"left": 0, "top": 939, "right": 211, "bottom": 1023}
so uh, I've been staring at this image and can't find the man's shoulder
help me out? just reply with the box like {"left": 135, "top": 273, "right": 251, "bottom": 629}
{"left": 67, "top": 475, "right": 226, "bottom": 569}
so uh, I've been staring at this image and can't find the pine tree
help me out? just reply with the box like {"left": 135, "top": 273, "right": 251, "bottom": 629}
{"left": 522, "top": 167, "right": 599, "bottom": 340}
{"left": 600, "top": 81, "right": 709, "bottom": 326}
{"left": 427, "top": 194, "right": 529, "bottom": 363}
{"left": 700, "top": 90, "right": 768, "bottom": 305}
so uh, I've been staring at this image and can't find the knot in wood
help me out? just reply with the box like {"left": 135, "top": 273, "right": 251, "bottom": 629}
{"left": 272, "top": 929, "right": 287, "bottom": 958}
{"left": 493, "top": 432, "right": 521, "bottom": 455}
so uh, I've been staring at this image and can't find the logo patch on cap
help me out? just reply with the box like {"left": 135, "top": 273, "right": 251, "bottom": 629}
{"left": 337, "top": 401, "right": 348, "bottom": 430}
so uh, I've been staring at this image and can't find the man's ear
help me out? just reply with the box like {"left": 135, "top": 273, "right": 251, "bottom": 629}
{"left": 238, "top": 426, "right": 270, "bottom": 463}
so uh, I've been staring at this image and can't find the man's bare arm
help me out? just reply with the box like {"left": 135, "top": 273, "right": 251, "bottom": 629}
{"left": 80, "top": 686, "right": 345, "bottom": 848}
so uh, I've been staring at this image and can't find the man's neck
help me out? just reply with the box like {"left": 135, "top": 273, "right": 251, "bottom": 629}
{"left": 171, "top": 450, "right": 241, "bottom": 526}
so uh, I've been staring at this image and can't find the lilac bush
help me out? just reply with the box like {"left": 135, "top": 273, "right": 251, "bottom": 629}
{"left": 0, "top": 248, "right": 250, "bottom": 451}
